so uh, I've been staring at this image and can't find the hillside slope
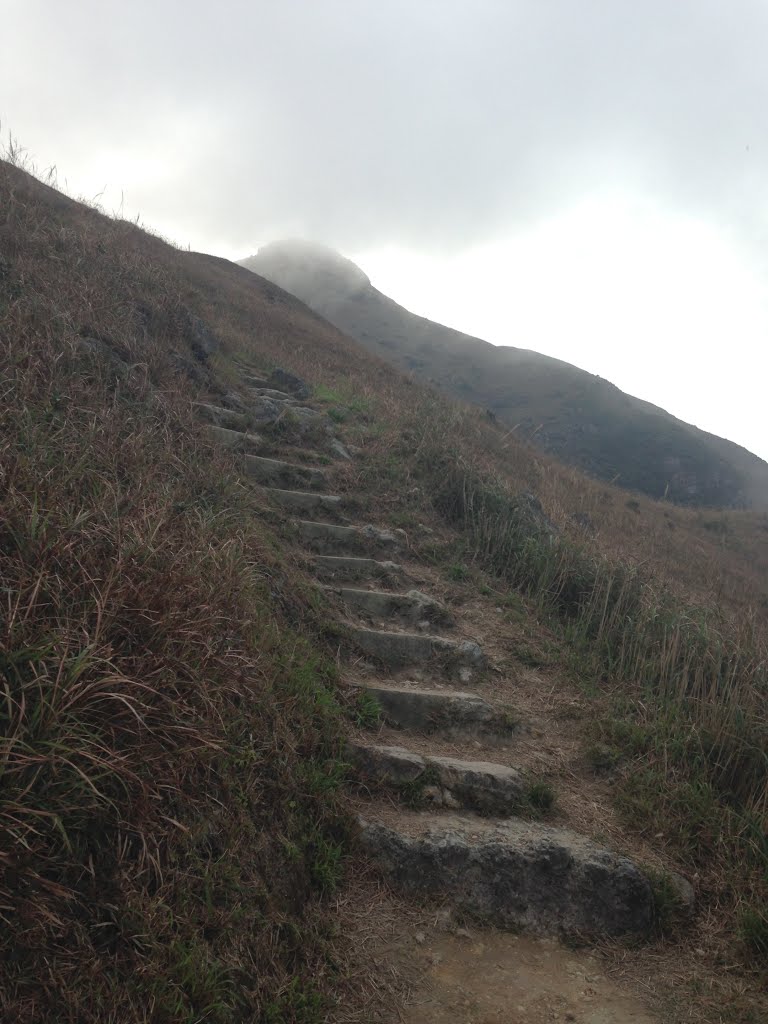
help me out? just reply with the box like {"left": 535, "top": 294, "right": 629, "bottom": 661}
{"left": 2, "top": 160, "right": 766, "bottom": 1023}
{"left": 241, "top": 240, "right": 768, "bottom": 509}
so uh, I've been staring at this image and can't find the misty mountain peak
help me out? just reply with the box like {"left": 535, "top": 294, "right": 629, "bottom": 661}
{"left": 241, "top": 240, "right": 370, "bottom": 307}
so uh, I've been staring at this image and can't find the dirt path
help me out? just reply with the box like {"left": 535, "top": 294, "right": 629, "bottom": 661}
{"left": 403, "top": 929, "right": 658, "bottom": 1024}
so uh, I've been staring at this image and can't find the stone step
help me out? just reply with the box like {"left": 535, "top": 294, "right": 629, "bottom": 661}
{"left": 351, "top": 682, "right": 504, "bottom": 734}
{"left": 195, "top": 402, "right": 248, "bottom": 431}
{"left": 268, "top": 489, "right": 343, "bottom": 517}
{"left": 206, "top": 424, "right": 264, "bottom": 454}
{"left": 243, "top": 455, "right": 327, "bottom": 491}
{"left": 348, "top": 741, "right": 526, "bottom": 815}
{"left": 327, "top": 589, "right": 448, "bottom": 626}
{"left": 313, "top": 555, "right": 404, "bottom": 583}
{"left": 326, "top": 586, "right": 451, "bottom": 627}
{"left": 360, "top": 811, "right": 654, "bottom": 938}
{"left": 297, "top": 521, "right": 402, "bottom": 557}
{"left": 249, "top": 387, "right": 298, "bottom": 403}
{"left": 349, "top": 626, "right": 485, "bottom": 681}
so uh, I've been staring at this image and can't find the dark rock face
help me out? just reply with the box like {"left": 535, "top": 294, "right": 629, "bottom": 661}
{"left": 268, "top": 367, "right": 311, "bottom": 400}
{"left": 184, "top": 313, "right": 219, "bottom": 362}
{"left": 361, "top": 816, "right": 655, "bottom": 938}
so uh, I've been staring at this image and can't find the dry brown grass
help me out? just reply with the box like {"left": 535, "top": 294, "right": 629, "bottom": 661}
{"left": 2, "top": 152, "right": 766, "bottom": 1021}
{"left": 0, "top": 158, "right": 363, "bottom": 1021}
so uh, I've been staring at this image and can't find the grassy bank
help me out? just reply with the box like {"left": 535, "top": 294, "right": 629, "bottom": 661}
{"left": 0, "top": 159, "right": 354, "bottom": 1021}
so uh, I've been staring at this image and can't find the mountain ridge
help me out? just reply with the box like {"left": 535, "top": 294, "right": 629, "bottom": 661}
{"left": 241, "top": 240, "right": 768, "bottom": 509}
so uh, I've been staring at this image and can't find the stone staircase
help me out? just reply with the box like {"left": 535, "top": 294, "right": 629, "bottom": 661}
{"left": 200, "top": 372, "right": 662, "bottom": 941}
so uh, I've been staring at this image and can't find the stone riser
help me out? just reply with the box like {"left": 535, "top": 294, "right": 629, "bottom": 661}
{"left": 329, "top": 586, "right": 451, "bottom": 627}
{"left": 350, "top": 626, "right": 485, "bottom": 680}
{"left": 360, "top": 816, "right": 654, "bottom": 938}
{"left": 244, "top": 455, "right": 327, "bottom": 491}
{"left": 349, "top": 741, "right": 525, "bottom": 816}
{"left": 351, "top": 682, "right": 505, "bottom": 735}
{"left": 313, "top": 555, "right": 404, "bottom": 582}
{"left": 297, "top": 520, "right": 401, "bottom": 557}
{"left": 268, "top": 489, "right": 343, "bottom": 517}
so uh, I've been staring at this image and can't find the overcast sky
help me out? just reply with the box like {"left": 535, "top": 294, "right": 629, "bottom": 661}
{"left": 4, "top": 1, "right": 768, "bottom": 459}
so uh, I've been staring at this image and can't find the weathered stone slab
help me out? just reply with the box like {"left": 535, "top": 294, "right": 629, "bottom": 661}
{"left": 267, "top": 489, "right": 342, "bottom": 516}
{"left": 329, "top": 587, "right": 451, "bottom": 627}
{"left": 247, "top": 396, "right": 286, "bottom": 423}
{"left": 428, "top": 754, "right": 525, "bottom": 814}
{"left": 349, "top": 742, "right": 426, "bottom": 785}
{"left": 243, "top": 455, "right": 327, "bottom": 491}
{"left": 360, "top": 814, "right": 654, "bottom": 938}
{"left": 194, "top": 403, "right": 248, "bottom": 431}
{"left": 349, "top": 627, "right": 485, "bottom": 678}
{"left": 352, "top": 683, "right": 498, "bottom": 733}
{"left": 313, "top": 555, "right": 404, "bottom": 582}
{"left": 206, "top": 424, "right": 263, "bottom": 454}
{"left": 348, "top": 742, "right": 525, "bottom": 815}
{"left": 250, "top": 387, "right": 298, "bottom": 402}
{"left": 297, "top": 521, "right": 401, "bottom": 556}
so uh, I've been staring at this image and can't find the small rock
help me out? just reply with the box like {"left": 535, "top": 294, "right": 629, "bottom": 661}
{"left": 249, "top": 396, "right": 284, "bottom": 424}
{"left": 442, "top": 789, "right": 461, "bottom": 811}
{"left": 434, "top": 907, "right": 454, "bottom": 930}
{"left": 184, "top": 312, "right": 220, "bottom": 361}
{"left": 667, "top": 871, "right": 696, "bottom": 918}
{"left": 328, "top": 438, "right": 352, "bottom": 460}
{"left": 454, "top": 926, "right": 472, "bottom": 939}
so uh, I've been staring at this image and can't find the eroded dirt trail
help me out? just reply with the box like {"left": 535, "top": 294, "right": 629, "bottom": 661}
{"left": 402, "top": 930, "right": 657, "bottom": 1024}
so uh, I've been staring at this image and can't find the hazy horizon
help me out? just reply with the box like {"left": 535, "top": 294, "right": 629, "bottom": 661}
{"left": 4, "top": 1, "right": 768, "bottom": 460}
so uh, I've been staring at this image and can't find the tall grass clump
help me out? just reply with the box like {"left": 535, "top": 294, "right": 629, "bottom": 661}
{"left": 0, "top": 159, "right": 354, "bottom": 1021}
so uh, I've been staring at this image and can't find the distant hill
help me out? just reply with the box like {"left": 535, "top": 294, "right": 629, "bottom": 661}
{"left": 241, "top": 240, "right": 768, "bottom": 508}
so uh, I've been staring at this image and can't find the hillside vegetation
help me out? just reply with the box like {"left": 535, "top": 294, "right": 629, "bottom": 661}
{"left": 242, "top": 240, "right": 768, "bottom": 509}
{"left": 1, "top": 159, "right": 766, "bottom": 1022}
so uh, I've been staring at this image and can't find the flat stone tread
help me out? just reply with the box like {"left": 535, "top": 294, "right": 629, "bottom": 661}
{"left": 313, "top": 555, "right": 404, "bottom": 573}
{"left": 349, "top": 680, "right": 494, "bottom": 707}
{"left": 350, "top": 682, "right": 483, "bottom": 700}
{"left": 297, "top": 520, "right": 403, "bottom": 554}
{"left": 206, "top": 425, "right": 263, "bottom": 450}
{"left": 350, "top": 740, "right": 522, "bottom": 780}
{"left": 250, "top": 387, "right": 297, "bottom": 400}
{"left": 347, "top": 681, "right": 506, "bottom": 736}
{"left": 194, "top": 402, "right": 248, "bottom": 427}
{"left": 245, "top": 454, "right": 327, "bottom": 475}
{"left": 349, "top": 625, "right": 470, "bottom": 648}
{"left": 326, "top": 585, "right": 444, "bottom": 604}
{"left": 300, "top": 521, "right": 399, "bottom": 538}
{"left": 267, "top": 488, "right": 342, "bottom": 503}
{"left": 358, "top": 803, "right": 622, "bottom": 856}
